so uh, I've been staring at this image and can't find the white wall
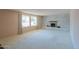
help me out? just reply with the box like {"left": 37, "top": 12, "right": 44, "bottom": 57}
{"left": 70, "top": 10, "right": 79, "bottom": 48}
{"left": 42, "top": 14, "right": 70, "bottom": 31}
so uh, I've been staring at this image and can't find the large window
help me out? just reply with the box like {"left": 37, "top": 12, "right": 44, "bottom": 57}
{"left": 22, "top": 15, "right": 30, "bottom": 27}
{"left": 31, "top": 16, "right": 37, "bottom": 26}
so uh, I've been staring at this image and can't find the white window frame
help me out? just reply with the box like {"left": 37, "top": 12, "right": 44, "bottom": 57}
{"left": 22, "top": 15, "right": 30, "bottom": 27}
{"left": 31, "top": 16, "right": 37, "bottom": 26}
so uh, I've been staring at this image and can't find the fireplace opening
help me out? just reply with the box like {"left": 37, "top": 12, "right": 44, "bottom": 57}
{"left": 51, "top": 23, "right": 56, "bottom": 27}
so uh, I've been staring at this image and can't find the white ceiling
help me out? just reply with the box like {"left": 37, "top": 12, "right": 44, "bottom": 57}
{"left": 13, "top": 9, "right": 70, "bottom": 16}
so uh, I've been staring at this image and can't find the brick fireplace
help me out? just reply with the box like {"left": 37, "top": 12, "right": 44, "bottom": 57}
{"left": 47, "top": 21, "right": 57, "bottom": 27}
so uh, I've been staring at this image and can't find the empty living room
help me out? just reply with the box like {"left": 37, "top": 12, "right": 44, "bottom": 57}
{"left": 0, "top": 9, "right": 79, "bottom": 49}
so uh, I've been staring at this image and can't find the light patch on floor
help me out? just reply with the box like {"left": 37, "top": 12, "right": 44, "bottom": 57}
{"left": 0, "top": 29, "right": 73, "bottom": 49}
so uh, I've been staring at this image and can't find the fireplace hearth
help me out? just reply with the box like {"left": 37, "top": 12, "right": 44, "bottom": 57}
{"left": 47, "top": 21, "right": 61, "bottom": 28}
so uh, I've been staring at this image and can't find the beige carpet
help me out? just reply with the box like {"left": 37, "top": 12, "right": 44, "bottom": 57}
{"left": 0, "top": 29, "right": 73, "bottom": 49}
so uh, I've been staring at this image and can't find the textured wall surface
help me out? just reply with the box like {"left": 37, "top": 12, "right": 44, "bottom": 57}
{"left": 43, "top": 14, "right": 70, "bottom": 31}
